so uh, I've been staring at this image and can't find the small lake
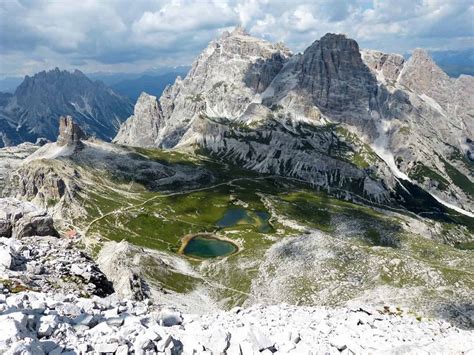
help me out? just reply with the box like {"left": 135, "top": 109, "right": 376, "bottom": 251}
{"left": 182, "top": 235, "right": 237, "bottom": 259}
{"left": 216, "top": 207, "right": 272, "bottom": 232}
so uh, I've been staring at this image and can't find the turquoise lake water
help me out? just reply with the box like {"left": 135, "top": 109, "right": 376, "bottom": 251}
{"left": 183, "top": 235, "right": 237, "bottom": 258}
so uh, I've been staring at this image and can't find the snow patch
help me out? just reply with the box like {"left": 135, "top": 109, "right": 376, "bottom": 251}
{"left": 430, "top": 193, "right": 474, "bottom": 218}
{"left": 372, "top": 119, "right": 410, "bottom": 180}
{"left": 371, "top": 119, "right": 474, "bottom": 217}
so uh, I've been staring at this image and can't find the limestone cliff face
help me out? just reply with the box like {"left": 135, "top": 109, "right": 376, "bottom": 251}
{"left": 4, "top": 118, "right": 85, "bottom": 220}
{"left": 397, "top": 49, "right": 473, "bottom": 140}
{"left": 361, "top": 50, "right": 405, "bottom": 84}
{"left": 296, "top": 34, "right": 379, "bottom": 126}
{"left": 114, "top": 93, "right": 163, "bottom": 147}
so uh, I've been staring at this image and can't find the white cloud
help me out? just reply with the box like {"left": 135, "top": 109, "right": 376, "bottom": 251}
{"left": 133, "top": 1, "right": 236, "bottom": 34}
{"left": 0, "top": 0, "right": 472, "bottom": 78}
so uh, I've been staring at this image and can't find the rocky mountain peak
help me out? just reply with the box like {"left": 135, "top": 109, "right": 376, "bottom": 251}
{"left": 297, "top": 32, "right": 377, "bottom": 122}
{"left": 213, "top": 26, "right": 291, "bottom": 60}
{"left": 410, "top": 48, "right": 434, "bottom": 63}
{"left": 219, "top": 26, "right": 250, "bottom": 40}
{"left": 302, "top": 33, "right": 364, "bottom": 71}
{"left": 134, "top": 92, "right": 160, "bottom": 117}
{"left": 401, "top": 48, "right": 449, "bottom": 80}
{"left": 1, "top": 68, "right": 132, "bottom": 147}
{"left": 57, "top": 115, "right": 87, "bottom": 148}
{"left": 398, "top": 47, "right": 453, "bottom": 107}
{"left": 306, "top": 33, "right": 359, "bottom": 54}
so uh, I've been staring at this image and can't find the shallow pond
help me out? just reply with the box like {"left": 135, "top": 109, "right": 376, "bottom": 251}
{"left": 183, "top": 235, "right": 237, "bottom": 259}
{"left": 216, "top": 207, "right": 271, "bottom": 232}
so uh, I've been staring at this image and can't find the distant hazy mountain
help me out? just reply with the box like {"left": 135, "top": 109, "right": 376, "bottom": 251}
{"left": 0, "top": 77, "right": 23, "bottom": 93}
{"left": 110, "top": 70, "right": 189, "bottom": 102}
{"left": 0, "top": 68, "right": 133, "bottom": 147}
{"left": 87, "top": 66, "right": 190, "bottom": 86}
{"left": 430, "top": 48, "right": 474, "bottom": 77}
{"left": 0, "top": 66, "right": 190, "bottom": 94}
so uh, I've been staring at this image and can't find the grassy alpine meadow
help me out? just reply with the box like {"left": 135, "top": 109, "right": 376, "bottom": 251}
{"left": 73, "top": 147, "right": 473, "bottom": 309}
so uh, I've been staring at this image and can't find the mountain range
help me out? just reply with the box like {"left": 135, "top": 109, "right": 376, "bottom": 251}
{"left": 114, "top": 27, "right": 473, "bottom": 214}
{"left": 0, "top": 68, "right": 133, "bottom": 147}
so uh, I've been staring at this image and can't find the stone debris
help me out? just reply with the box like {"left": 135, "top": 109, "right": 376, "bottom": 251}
{"left": 0, "top": 290, "right": 472, "bottom": 354}
{"left": 0, "top": 234, "right": 113, "bottom": 297}
{"left": 0, "top": 199, "right": 113, "bottom": 298}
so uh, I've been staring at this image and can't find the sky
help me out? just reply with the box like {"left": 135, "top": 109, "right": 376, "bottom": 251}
{"left": 0, "top": 0, "right": 473, "bottom": 78}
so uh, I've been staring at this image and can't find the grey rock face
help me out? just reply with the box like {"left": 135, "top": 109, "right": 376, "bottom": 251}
{"left": 0, "top": 68, "right": 133, "bottom": 147}
{"left": 97, "top": 241, "right": 148, "bottom": 301}
{"left": 13, "top": 164, "right": 78, "bottom": 214}
{"left": 0, "top": 198, "right": 57, "bottom": 238}
{"left": 153, "top": 26, "right": 292, "bottom": 148}
{"left": 184, "top": 114, "right": 390, "bottom": 202}
{"left": 296, "top": 34, "right": 379, "bottom": 126}
{"left": 114, "top": 29, "right": 473, "bottom": 209}
{"left": 398, "top": 49, "right": 452, "bottom": 105}
{"left": 398, "top": 49, "right": 473, "bottom": 139}
{"left": 114, "top": 93, "right": 163, "bottom": 147}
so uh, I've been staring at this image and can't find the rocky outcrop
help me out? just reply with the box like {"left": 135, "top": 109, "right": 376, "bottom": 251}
{"left": 0, "top": 68, "right": 133, "bottom": 147}
{"left": 0, "top": 142, "right": 41, "bottom": 197}
{"left": 114, "top": 93, "right": 163, "bottom": 147}
{"left": 97, "top": 241, "right": 148, "bottom": 301}
{"left": 0, "top": 197, "right": 112, "bottom": 297}
{"left": 0, "top": 235, "right": 113, "bottom": 297}
{"left": 57, "top": 115, "right": 87, "bottom": 148}
{"left": 10, "top": 162, "right": 81, "bottom": 218}
{"left": 3, "top": 119, "right": 84, "bottom": 217}
{"left": 16, "top": 165, "right": 68, "bottom": 202}
{"left": 0, "top": 198, "right": 57, "bottom": 238}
